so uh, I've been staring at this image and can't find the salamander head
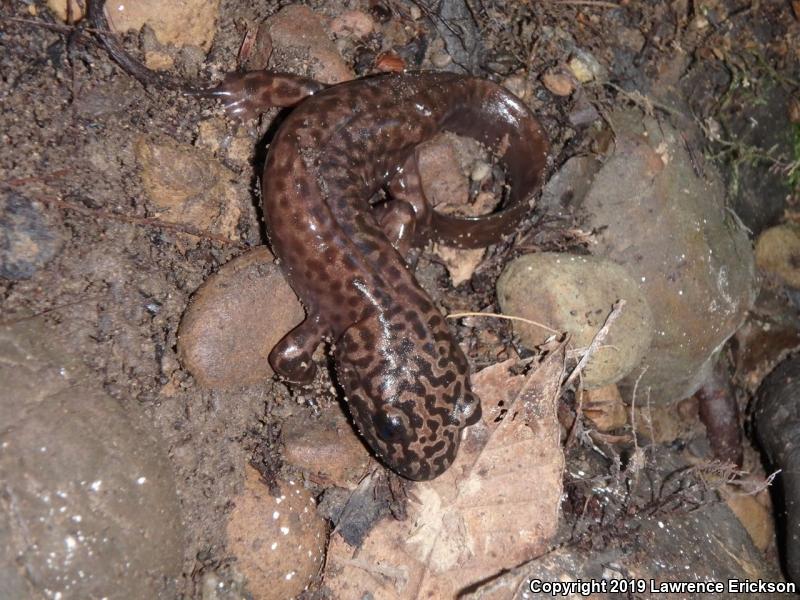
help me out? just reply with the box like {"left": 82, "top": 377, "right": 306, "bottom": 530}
{"left": 334, "top": 313, "right": 481, "bottom": 480}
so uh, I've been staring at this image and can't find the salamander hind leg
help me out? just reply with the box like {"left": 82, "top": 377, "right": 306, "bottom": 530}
{"left": 203, "top": 71, "right": 328, "bottom": 120}
{"left": 269, "top": 315, "right": 325, "bottom": 385}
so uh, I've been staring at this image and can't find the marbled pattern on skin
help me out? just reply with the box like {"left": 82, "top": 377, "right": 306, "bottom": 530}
{"left": 214, "top": 72, "right": 549, "bottom": 480}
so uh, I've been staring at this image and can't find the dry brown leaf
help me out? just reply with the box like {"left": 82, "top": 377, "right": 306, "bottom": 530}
{"left": 325, "top": 348, "right": 566, "bottom": 599}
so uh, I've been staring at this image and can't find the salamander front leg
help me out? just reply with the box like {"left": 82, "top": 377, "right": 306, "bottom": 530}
{"left": 201, "top": 71, "right": 328, "bottom": 120}
{"left": 269, "top": 315, "right": 325, "bottom": 385}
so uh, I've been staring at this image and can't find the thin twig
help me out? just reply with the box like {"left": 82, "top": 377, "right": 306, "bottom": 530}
{"left": 564, "top": 299, "right": 626, "bottom": 388}
{"left": 46, "top": 196, "right": 245, "bottom": 247}
{"left": 446, "top": 311, "right": 560, "bottom": 335}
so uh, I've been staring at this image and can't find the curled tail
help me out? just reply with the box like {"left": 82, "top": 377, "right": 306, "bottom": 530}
{"left": 434, "top": 78, "right": 550, "bottom": 248}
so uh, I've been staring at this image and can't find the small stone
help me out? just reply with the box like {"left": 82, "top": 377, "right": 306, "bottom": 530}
{"left": 502, "top": 74, "right": 529, "bottom": 100}
{"left": 430, "top": 51, "right": 453, "bottom": 68}
{"left": 178, "top": 247, "right": 304, "bottom": 388}
{"left": 135, "top": 135, "right": 242, "bottom": 240}
{"left": 409, "top": 5, "right": 422, "bottom": 19}
{"left": 582, "top": 384, "right": 628, "bottom": 431}
{"left": 375, "top": 51, "right": 406, "bottom": 73}
{"left": 226, "top": 466, "right": 327, "bottom": 600}
{"left": 497, "top": 252, "right": 654, "bottom": 388}
{"left": 46, "top": 0, "right": 84, "bottom": 22}
{"left": 282, "top": 409, "right": 373, "bottom": 488}
{"left": 470, "top": 161, "right": 491, "bottom": 182}
{"left": 104, "top": 0, "right": 220, "bottom": 52}
{"left": 567, "top": 57, "right": 594, "bottom": 83}
{"left": 434, "top": 244, "right": 485, "bottom": 287}
{"left": 755, "top": 224, "right": 800, "bottom": 288}
{"left": 266, "top": 5, "right": 354, "bottom": 84}
{"left": 0, "top": 191, "right": 62, "bottom": 280}
{"left": 724, "top": 488, "right": 773, "bottom": 552}
{"left": 417, "top": 138, "right": 469, "bottom": 211}
{"left": 330, "top": 10, "right": 375, "bottom": 39}
{"left": 541, "top": 72, "right": 574, "bottom": 96}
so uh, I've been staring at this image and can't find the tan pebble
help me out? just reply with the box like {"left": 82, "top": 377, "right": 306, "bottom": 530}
{"left": 582, "top": 384, "right": 628, "bottom": 431}
{"left": 330, "top": 10, "right": 375, "bottom": 38}
{"left": 409, "top": 5, "right": 422, "bottom": 19}
{"left": 430, "top": 51, "right": 452, "bottom": 68}
{"left": 470, "top": 161, "right": 491, "bottom": 182}
{"left": 567, "top": 56, "right": 594, "bottom": 83}
{"left": 47, "top": 0, "right": 84, "bottom": 22}
{"left": 541, "top": 72, "right": 575, "bottom": 96}
{"left": 755, "top": 224, "right": 800, "bottom": 288}
{"left": 266, "top": 5, "right": 354, "bottom": 84}
{"left": 226, "top": 466, "right": 327, "bottom": 600}
{"left": 105, "top": 0, "right": 220, "bottom": 52}
{"left": 502, "top": 74, "right": 528, "bottom": 100}
{"left": 282, "top": 409, "right": 372, "bottom": 487}
{"left": 177, "top": 247, "right": 304, "bottom": 388}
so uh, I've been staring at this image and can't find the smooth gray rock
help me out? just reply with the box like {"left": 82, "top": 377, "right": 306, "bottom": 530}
{"left": 0, "top": 320, "right": 184, "bottom": 599}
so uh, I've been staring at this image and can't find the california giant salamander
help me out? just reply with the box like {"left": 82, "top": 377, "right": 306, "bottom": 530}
{"left": 89, "top": 2, "right": 549, "bottom": 480}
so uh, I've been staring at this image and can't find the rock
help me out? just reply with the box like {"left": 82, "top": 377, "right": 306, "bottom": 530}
{"left": 755, "top": 355, "right": 800, "bottom": 584}
{"left": 430, "top": 51, "right": 453, "bottom": 68}
{"left": 497, "top": 253, "right": 654, "bottom": 388}
{"left": 0, "top": 191, "right": 62, "bottom": 280}
{"left": 177, "top": 247, "right": 304, "bottom": 389}
{"left": 541, "top": 71, "right": 575, "bottom": 97}
{"left": 281, "top": 409, "right": 373, "bottom": 489}
{"left": 582, "top": 384, "right": 628, "bottom": 431}
{"left": 417, "top": 137, "right": 469, "bottom": 212}
{"left": 266, "top": 5, "right": 353, "bottom": 84}
{"left": 755, "top": 223, "right": 800, "bottom": 288}
{"left": 501, "top": 74, "right": 530, "bottom": 101}
{"left": 46, "top": 0, "right": 84, "bottom": 22}
{"left": 724, "top": 487, "right": 774, "bottom": 552}
{"left": 226, "top": 466, "right": 327, "bottom": 600}
{"left": 104, "top": 0, "right": 220, "bottom": 52}
{"left": 135, "top": 135, "right": 242, "bottom": 241}
{"left": 576, "top": 110, "right": 757, "bottom": 403}
{"left": 329, "top": 10, "right": 375, "bottom": 39}
{"left": 418, "top": 136, "right": 486, "bottom": 285}
{"left": 0, "top": 320, "right": 184, "bottom": 599}
{"left": 714, "top": 83, "right": 796, "bottom": 234}
{"left": 537, "top": 155, "right": 602, "bottom": 216}
{"left": 567, "top": 49, "right": 604, "bottom": 83}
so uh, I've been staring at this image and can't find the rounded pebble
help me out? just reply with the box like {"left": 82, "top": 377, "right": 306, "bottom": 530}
{"left": 755, "top": 223, "right": 800, "bottom": 288}
{"left": 0, "top": 191, "right": 62, "bottom": 280}
{"left": 178, "top": 247, "right": 304, "bottom": 388}
{"left": 226, "top": 466, "right": 327, "bottom": 599}
{"left": 497, "top": 252, "right": 654, "bottom": 388}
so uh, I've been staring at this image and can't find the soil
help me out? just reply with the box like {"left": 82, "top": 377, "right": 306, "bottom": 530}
{"left": 1, "top": 0, "right": 799, "bottom": 598}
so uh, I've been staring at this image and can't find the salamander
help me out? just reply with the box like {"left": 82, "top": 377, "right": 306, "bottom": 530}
{"left": 88, "top": 1, "right": 549, "bottom": 480}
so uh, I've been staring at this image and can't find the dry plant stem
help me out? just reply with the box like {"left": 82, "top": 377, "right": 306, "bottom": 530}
{"left": 563, "top": 299, "right": 626, "bottom": 388}
{"left": 447, "top": 311, "right": 560, "bottom": 335}
{"left": 48, "top": 196, "right": 246, "bottom": 247}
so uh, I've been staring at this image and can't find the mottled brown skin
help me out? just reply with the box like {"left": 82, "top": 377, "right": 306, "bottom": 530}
{"left": 214, "top": 73, "right": 549, "bottom": 479}
{"left": 87, "top": 0, "right": 549, "bottom": 479}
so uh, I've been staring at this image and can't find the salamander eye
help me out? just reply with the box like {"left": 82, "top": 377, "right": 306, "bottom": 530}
{"left": 372, "top": 411, "right": 407, "bottom": 443}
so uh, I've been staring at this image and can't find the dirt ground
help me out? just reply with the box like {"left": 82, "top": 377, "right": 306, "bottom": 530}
{"left": 2, "top": 0, "right": 800, "bottom": 598}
